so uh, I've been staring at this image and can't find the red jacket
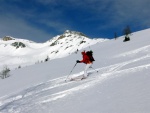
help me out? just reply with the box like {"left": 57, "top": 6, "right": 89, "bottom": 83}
{"left": 80, "top": 51, "right": 92, "bottom": 64}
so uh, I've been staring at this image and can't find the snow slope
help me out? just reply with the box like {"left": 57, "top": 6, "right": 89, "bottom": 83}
{"left": 0, "top": 28, "right": 150, "bottom": 113}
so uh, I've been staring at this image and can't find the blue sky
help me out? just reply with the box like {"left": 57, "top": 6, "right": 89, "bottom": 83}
{"left": 0, "top": 0, "right": 150, "bottom": 42}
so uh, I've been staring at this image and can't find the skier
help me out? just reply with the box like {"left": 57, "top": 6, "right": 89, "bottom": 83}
{"left": 76, "top": 50, "right": 94, "bottom": 79}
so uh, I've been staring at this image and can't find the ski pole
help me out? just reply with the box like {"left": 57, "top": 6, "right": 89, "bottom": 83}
{"left": 90, "top": 66, "right": 98, "bottom": 73}
{"left": 65, "top": 62, "right": 77, "bottom": 81}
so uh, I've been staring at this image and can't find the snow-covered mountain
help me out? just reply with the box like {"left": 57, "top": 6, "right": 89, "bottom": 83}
{"left": 0, "top": 30, "right": 105, "bottom": 71}
{"left": 0, "top": 28, "right": 150, "bottom": 113}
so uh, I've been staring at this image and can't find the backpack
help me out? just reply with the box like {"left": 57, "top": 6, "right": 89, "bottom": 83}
{"left": 86, "top": 51, "right": 95, "bottom": 62}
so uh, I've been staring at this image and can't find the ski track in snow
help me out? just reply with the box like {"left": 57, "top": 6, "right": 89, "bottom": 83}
{"left": 115, "top": 45, "right": 150, "bottom": 57}
{"left": 0, "top": 54, "right": 150, "bottom": 112}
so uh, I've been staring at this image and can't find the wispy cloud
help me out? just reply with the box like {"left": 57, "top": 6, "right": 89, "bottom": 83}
{"left": 100, "top": 0, "right": 150, "bottom": 29}
{"left": 0, "top": 0, "right": 69, "bottom": 41}
{"left": 0, "top": 0, "right": 150, "bottom": 41}
{"left": 0, "top": 14, "right": 52, "bottom": 42}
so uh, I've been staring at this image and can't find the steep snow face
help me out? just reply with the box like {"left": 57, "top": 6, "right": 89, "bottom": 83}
{"left": 0, "top": 28, "right": 150, "bottom": 113}
{"left": 0, "top": 31, "right": 106, "bottom": 70}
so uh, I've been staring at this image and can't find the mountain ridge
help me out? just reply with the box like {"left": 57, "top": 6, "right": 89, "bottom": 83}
{"left": 0, "top": 30, "right": 106, "bottom": 70}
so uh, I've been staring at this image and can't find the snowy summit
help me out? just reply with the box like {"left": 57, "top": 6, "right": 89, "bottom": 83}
{"left": 0, "top": 30, "right": 104, "bottom": 70}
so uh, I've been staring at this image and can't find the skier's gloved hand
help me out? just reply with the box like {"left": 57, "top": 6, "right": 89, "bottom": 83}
{"left": 76, "top": 60, "right": 80, "bottom": 63}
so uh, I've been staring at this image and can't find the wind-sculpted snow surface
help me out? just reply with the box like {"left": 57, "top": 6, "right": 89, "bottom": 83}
{"left": 0, "top": 62, "right": 150, "bottom": 113}
{"left": 0, "top": 29, "right": 150, "bottom": 113}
